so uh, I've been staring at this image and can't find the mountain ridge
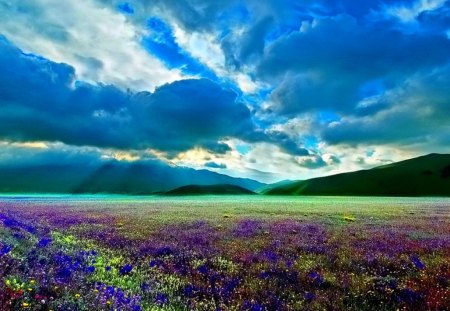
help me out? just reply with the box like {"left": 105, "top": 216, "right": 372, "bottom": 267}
{"left": 264, "top": 153, "right": 450, "bottom": 196}
{"left": 0, "top": 160, "right": 265, "bottom": 194}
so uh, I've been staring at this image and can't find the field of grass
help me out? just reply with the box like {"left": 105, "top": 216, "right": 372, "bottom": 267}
{"left": 1, "top": 195, "right": 449, "bottom": 310}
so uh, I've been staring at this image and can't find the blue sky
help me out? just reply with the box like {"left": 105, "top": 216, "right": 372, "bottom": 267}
{"left": 0, "top": 0, "right": 449, "bottom": 182}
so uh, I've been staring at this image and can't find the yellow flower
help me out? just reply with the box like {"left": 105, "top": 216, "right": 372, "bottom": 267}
{"left": 30, "top": 280, "right": 35, "bottom": 284}
{"left": 106, "top": 301, "right": 111, "bottom": 305}
{"left": 75, "top": 293, "right": 81, "bottom": 298}
{"left": 28, "top": 288, "right": 33, "bottom": 291}
{"left": 22, "top": 302, "right": 30, "bottom": 307}
{"left": 343, "top": 216, "right": 356, "bottom": 222}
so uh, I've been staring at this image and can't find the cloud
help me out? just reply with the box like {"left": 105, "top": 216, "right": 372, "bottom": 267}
{"left": 259, "top": 14, "right": 450, "bottom": 116}
{"left": 0, "top": 0, "right": 181, "bottom": 91}
{"left": 321, "top": 64, "right": 450, "bottom": 146}
{"left": 0, "top": 37, "right": 256, "bottom": 153}
{"left": 142, "top": 17, "right": 217, "bottom": 79}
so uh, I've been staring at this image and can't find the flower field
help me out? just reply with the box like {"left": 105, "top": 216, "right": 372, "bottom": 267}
{"left": 1, "top": 196, "right": 449, "bottom": 310}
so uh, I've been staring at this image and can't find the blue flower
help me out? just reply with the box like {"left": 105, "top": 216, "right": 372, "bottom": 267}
{"left": 0, "top": 244, "right": 12, "bottom": 256}
{"left": 398, "top": 288, "right": 422, "bottom": 304}
{"left": 304, "top": 292, "right": 316, "bottom": 302}
{"left": 149, "top": 259, "right": 162, "bottom": 267}
{"left": 37, "top": 237, "right": 52, "bottom": 248}
{"left": 120, "top": 264, "right": 133, "bottom": 275}
{"left": 308, "top": 271, "right": 325, "bottom": 286}
{"left": 57, "top": 267, "right": 72, "bottom": 279}
{"left": 106, "top": 286, "right": 115, "bottom": 297}
{"left": 242, "top": 301, "right": 264, "bottom": 311}
{"left": 155, "top": 293, "right": 169, "bottom": 305}
{"left": 86, "top": 266, "right": 95, "bottom": 273}
{"left": 197, "top": 264, "right": 208, "bottom": 275}
{"left": 410, "top": 255, "right": 425, "bottom": 270}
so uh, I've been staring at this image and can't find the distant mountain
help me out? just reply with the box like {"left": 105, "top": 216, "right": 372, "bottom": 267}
{"left": 265, "top": 153, "right": 450, "bottom": 196}
{"left": 0, "top": 160, "right": 265, "bottom": 194}
{"left": 164, "top": 184, "right": 255, "bottom": 195}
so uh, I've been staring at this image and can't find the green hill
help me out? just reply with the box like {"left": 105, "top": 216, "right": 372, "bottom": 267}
{"left": 265, "top": 153, "right": 450, "bottom": 196}
{"left": 0, "top": 160, "right": 265, "bottom": 195}
{"left": 164, "top": 184, "right": 255, "bottom": 195}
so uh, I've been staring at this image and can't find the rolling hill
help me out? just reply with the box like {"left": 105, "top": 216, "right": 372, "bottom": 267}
{"left": 265, "top": 153, "right": 450, "bottom": 196}
{"left": 164, "top": 184, "right": 255, "bottom": 195}
{"left": 0, "top": 160, "right": 265, "bottom": 194}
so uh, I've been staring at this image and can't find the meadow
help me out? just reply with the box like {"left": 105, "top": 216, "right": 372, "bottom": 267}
{"left": 0, "top": 195, "right": 449, "bottom": 310}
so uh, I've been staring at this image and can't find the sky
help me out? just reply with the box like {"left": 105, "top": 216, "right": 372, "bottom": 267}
{"left": 0, "top": 0, "right": 449, "bottom": 183}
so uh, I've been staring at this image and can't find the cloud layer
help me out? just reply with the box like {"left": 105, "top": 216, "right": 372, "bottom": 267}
{"left": 1, "top": 0, "right": 450, "bottom": 181}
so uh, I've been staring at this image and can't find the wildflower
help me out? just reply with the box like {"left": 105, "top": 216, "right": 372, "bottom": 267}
{"left": 75, "top": 293, "right": 81, "bottom": 298}
{"left": 37, "top": 237, "right": 52, "bottom": 248}
{"left": 410, "top": 255, "right": 425, "bottom": 270}
{"left": 120, "top": 264, "right": 133, "bottom": 275}
{"left": 57, "top": 267, "right": 72, "bottom": 279}
{"left": 308, "top": 271, "right": 325, "bottom": 286}
{"left": 343, "top": 216, "right": 356, "bottom": 222}
{"left": 86, "top": 266, "right": 95, "bottom": 273}
{"left": 304, "top": 292, "right": 316, "bottom": 302}
{"left": 22, "top": 302, "right": 30, "bottom": 307}
{"left": 155, "top": 293, "right": 169, "bottom": 306}
{"left": 1, "top": 244, "right": 12, "bottom": 256}
{"left": 398, "top": 288, "right": 422, "bottom": 304}
{"left": 197, "top": 264, "right": 208, "bottom": 275}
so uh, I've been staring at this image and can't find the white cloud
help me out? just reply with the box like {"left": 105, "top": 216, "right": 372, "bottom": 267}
{"left": 0, "top": 0, "right": 182, "bottom": 91}
{"left": 383, "top": 0, "right": 447, "bottom": 23}
{"left": 172, "top": 23, "right": 265, "bottom": 95}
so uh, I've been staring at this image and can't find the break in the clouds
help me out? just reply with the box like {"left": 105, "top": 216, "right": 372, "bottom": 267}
{"left": 0, "top": 0, "right": 450, "bottom": 181}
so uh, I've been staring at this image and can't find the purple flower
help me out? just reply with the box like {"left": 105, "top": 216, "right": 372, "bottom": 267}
{"left": 86, "top": 266, "right": 95, "bottom": 273}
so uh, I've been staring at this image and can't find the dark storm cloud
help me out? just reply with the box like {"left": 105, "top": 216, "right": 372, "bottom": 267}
{"left": 0, "top": 37, "right": 254, "bottom": 153}
{"left": 259, "top": 14, "right": 450, "bottom": 115}
{"left": 321, "top": 64, "right": 450, "bottom": 146}
{"left": 0, "top": 36, "right": 307, "bottom": 155}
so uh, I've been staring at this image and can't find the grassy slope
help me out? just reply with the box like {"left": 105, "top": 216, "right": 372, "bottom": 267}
{"left": 265, "top": 153, "right": 450, "bottom": 196}
{"left": 0, "top": 161, "right": 265, "bottom": 194}
{"left": 164, "top": 184, "right": 255, "bottom": 195}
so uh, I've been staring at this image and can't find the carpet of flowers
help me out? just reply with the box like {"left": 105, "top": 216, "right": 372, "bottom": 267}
{"left": 0, "top": 197, "right": 449, "bottom": 310}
